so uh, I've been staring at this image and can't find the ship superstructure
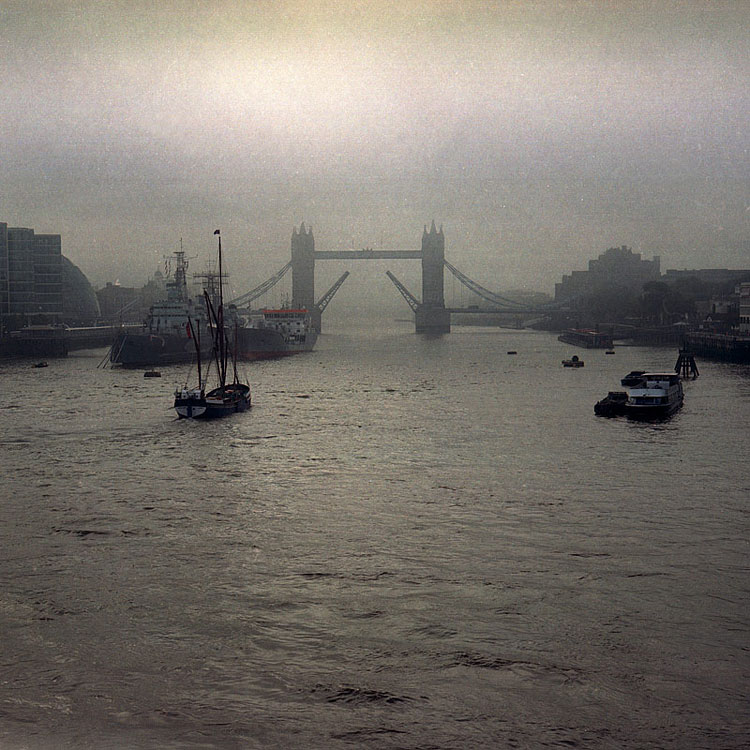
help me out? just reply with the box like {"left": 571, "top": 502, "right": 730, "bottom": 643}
{"left": 110, "top": 255, "right": 319, "bottom": 367}
{"left": 233, "top": 307, "right": 318, "bottom": 360}
{"left": 110, "top": 251, "right": 214, "bottom": 367}
{"left": 144, "top": 252, "right": 205, "bottom": 334}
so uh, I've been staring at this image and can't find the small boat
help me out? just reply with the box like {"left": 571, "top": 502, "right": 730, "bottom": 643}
{"left": 32, "top": 361, "right": 48, "bottom": 368}
{"left": 174, "top": 230, "right": 252, "bottom": 420}
{"left": 144, "top": 370, "right": 161, "bottom": 378}
{"left": 605, "top": 349, "right": 615, "bottom": 355}
{"left": 562, "top": 355, "right": 584, "bottom": 367}
{"left": 623, "top": 372, "right": 683, "bottom": 419}
{"left": 594, "top": 391, "right": 628, "bottom": 417}
{"left": 507, "top": 350, "right": 517, "bottom": 355}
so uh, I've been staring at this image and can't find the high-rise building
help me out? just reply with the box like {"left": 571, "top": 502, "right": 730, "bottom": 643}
{"left": 0, "top": 222, "right": 63, "bottom": 329}
{"left": 738, "top": 282, "right": 750, "bottom": 333}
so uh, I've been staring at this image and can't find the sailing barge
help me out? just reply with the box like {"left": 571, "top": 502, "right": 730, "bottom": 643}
{"left": 174, "top": 231, "right": 251, "bottom": 419}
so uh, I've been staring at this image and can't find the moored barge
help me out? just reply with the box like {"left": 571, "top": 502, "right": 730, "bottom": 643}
{"left": 558, "top": 328, "right": 613, "bottom": 349}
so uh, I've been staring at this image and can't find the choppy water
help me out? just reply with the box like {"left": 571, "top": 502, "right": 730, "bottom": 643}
{"left": 1, "top": 325, "right": 748, "bottom": 749}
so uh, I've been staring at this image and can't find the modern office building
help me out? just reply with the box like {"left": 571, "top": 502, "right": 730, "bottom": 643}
{"left": 0, "top": 222, "right": 63, "bottom": 329}
{"left": 738, "top": 282, "right": 750, "bottom": 333}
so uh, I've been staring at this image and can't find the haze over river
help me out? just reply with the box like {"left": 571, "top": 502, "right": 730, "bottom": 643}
{"left": 1, "top": 325, "right": 748, "bottom": 749}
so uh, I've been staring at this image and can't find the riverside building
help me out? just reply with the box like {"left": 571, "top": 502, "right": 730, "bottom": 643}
{"left": 0, "top": 222, "right": 63, "bottom": 331}
{"left": 555, "top": 245, "right": 661, "bottom": 302}
{"left": 739, "top": 282, "right": 750, "bottom": 333}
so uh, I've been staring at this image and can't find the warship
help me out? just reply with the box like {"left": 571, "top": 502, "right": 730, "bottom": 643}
{"left": 110, "top": 250, "right": 212, "bottom": 367}
{"left": 110, "top": 253, "right": 318, "bottom": 367}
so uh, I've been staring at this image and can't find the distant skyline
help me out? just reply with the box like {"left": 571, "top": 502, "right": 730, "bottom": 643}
{"left": 2, "top": 0, "right": 747, "bottom": 307}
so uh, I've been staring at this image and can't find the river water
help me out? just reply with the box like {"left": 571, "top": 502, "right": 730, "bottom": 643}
{"left": 0, "top": 324, "right": 748, "bottom": 749}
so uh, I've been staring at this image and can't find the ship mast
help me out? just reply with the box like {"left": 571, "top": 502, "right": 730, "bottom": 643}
{"left": 214, "top": 229, "right": 227, "bottom": 388}
{"left": 188, "top": 317, "right": 202, "bottom": 392}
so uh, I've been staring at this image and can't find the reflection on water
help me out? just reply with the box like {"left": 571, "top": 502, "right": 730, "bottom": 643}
{"left": 1, "top": 326, "right": 748, "bottom": 749}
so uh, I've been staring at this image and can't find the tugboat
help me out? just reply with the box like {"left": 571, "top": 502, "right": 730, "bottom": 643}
{"left": 594, "top": 391, "right": 628, "bottom": 417}
{"left": 174, "top": 231, "right": 251, "bottom": 420}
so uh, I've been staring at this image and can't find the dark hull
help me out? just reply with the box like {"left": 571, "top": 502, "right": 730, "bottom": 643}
{"left": 112, "top": 331, "right": 210, "bottom": 367}
{"left": 112, "top": 327, "right": 317, "bottom": 367}
{"left": 624, "top": 400, "right": 683, "bottom": 420}
{"left": 594, "top": 392, "right": 628, "bottom": 417}
{"left": 558, "top": 330, "right": 613, "bottom": 349}
{"left": 236, "top": 327, "right": 318, "bottom": 361}
{"left": 174, "top": 384, "right": 251, "bottom": 419}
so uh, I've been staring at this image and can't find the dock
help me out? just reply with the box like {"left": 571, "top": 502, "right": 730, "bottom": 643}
{"left": 2, "top": 325, "right": 140, "bottom": 358}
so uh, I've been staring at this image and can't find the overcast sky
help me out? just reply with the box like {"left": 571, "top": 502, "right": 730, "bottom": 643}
{"left": 1, "top": 0, "right": 747, "bottom": 306}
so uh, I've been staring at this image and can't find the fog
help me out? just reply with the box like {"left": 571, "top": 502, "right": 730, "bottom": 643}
{"left": 2, "top": 0, "right": 747, "bottom": 308}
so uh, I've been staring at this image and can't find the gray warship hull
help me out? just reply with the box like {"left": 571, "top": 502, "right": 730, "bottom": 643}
{"left": 111, "top": 326, "right": 317, "bottom": 367}
{"left": 110, "top": 330, "right": 212, "bottom": 367}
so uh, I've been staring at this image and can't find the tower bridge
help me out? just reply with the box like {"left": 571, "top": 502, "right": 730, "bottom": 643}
{"left": 230, "top": 222, "right": 561, "bottom": 333}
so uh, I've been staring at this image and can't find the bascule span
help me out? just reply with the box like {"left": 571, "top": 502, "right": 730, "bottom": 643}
{"left": 231, "top": 222, "right": 561, "bottom": 334}
{"left": 314, "top": 250, "right": 422, "bottom": 260}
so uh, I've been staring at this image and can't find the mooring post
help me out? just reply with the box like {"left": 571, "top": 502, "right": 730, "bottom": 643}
{"left": 675, "top": 346, "right": 700, "bottom": 379}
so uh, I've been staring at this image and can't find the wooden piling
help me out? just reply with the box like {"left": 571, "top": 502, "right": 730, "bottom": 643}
{"left": 675, "top": 347, "right": 699, "bottom": 379}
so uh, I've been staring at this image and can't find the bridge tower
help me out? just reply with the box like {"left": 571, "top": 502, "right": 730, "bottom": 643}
{"left": 291, "top": 223, "right": 318, "bottom": 328}
{"left": 416, "top": 221, "right": 451, "bottom": 333}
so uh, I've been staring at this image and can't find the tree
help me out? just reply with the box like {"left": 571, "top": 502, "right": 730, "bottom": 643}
{"left": 640, "top": 281, "right": 693, "bottom": 324}
{"left": 585, "top": 284, "right": 638, "bottom": 323}
{"left": 640, "top": 281, "right": 670, "bottom": 324}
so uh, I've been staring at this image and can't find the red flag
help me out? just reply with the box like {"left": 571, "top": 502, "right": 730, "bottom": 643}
{"left": 186, "top": 322, "right": 192, "bottom": 339}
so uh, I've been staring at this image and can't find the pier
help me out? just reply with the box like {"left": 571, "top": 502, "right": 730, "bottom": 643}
{"left": 3, "top": 325, "right": 138, "bottom": 358}
{"left": 684, "top": 331, "right": 750, "bottom": 364}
